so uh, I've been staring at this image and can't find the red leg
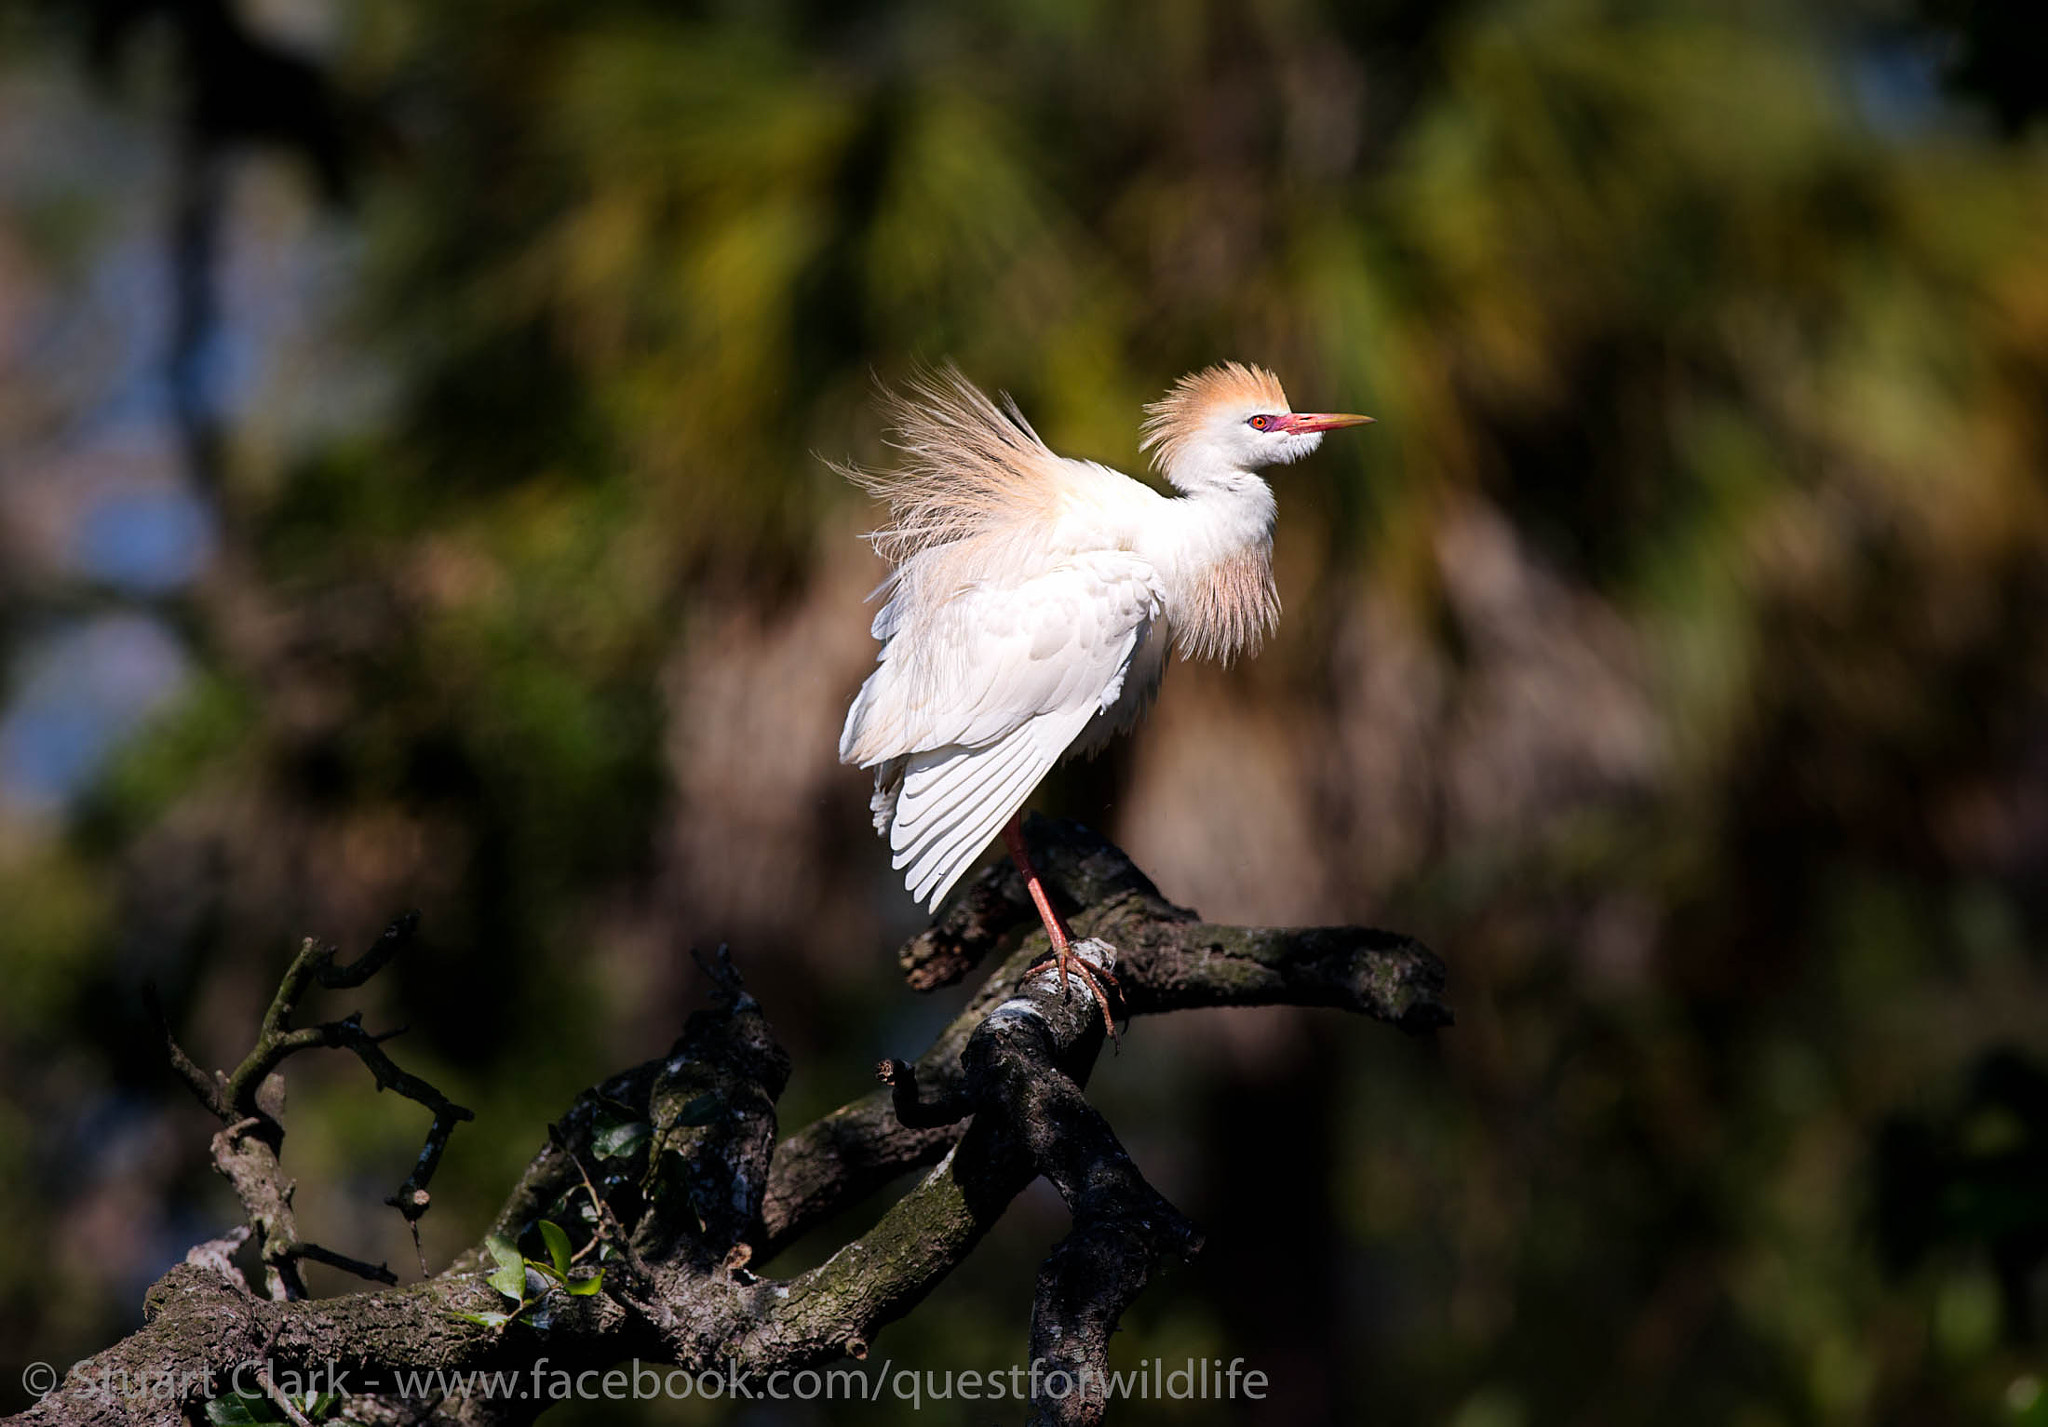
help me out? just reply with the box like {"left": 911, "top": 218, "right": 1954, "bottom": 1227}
{"left": 1003, "top": 815, "right": 1074, "bottom": 955}
{"left": 1002, "top": 814, "right": 1119, "bottom": 1038}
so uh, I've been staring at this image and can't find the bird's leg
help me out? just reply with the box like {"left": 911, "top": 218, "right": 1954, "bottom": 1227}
{"left": 1002, "top": 815, "right": 1120, "bottom": 1039}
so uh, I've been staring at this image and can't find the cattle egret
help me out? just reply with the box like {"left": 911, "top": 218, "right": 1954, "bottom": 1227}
{"left": 839, "top": 363, "right": 1371, "bottom": 1029}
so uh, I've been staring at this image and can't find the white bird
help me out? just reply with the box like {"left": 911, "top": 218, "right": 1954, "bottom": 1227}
{"left": 838, "top": 362, "right": 1371, "bottom": 1027}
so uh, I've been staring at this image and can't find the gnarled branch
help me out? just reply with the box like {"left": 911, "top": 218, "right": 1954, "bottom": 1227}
{"left": 14, "top": 819, "right": 1447, "bottom": 1427}
{"left": 145, "top": 916, "right": 471, "bottom": 1300}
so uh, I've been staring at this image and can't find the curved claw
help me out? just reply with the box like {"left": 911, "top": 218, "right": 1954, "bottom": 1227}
{"left": 1022, "top": 938, "right": 1123, "bottom": 1043}
{"left": 1021, "top": 945, "right": 1122, "bottom": 991}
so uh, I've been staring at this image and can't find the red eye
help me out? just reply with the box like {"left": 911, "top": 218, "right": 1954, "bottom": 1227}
{"left": 1249, "top": 415, "right": 1271, "bottom": 430}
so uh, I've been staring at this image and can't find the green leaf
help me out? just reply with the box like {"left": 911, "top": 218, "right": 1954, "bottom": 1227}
{"left": 677, "top": 1093, "right": 724, "bottom": 1127}
{"left": 565, "top": 1267, "right": 605, "bottom": 1296}
{"left": 591, "top": 1118, "right": 649, "bottom": 1159}
{"left": 202, "top": 1386, "right": 337, "bottom": 1422}
{"left": 453, "top": 1310, "right": 514, "bottom": 1329}
{"left": 539, "top": 1219, "right": 572, "bottom": 1276}
{"left": 486, "top": 1234, "right": 524, "bottom": 1276}
{"left": 205, "top": 1394, "right": 283, "bottom": 1425}
{"left": 484, "top": 1235, "right": 528, "bottom": 1301}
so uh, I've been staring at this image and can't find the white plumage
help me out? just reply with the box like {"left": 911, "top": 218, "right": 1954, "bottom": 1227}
{"left": 839, "top": 362, "right": 1370, "bottom": 915}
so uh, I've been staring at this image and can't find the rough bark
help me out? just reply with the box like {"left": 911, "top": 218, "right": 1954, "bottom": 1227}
{"left": 12, "top": 817, "right": 1449, "bottom": 1427}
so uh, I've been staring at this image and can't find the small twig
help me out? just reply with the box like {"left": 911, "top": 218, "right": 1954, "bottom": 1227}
{"left": 318, "top": 912, "right": 420, "bottom": 990}
{"left": 242, "top": 940, "right": 333, "bottom": 1093}
{"left": 403, "top": 1216, "right": 429, "bottom": 1279}
{"left": 292, "top": 1241, "right": 398, "bottom": 1286}
{"left": 325, "top": 1017, "right": 476, "bottom": 1222}
{"left": 692, "top": 942, "right": 755, "bottom": 1009}
{"left": 144, "top": 982, "right": 227, "bottom": 1118}
{"left": 875, "top": 1058, "right": 973, "bottom": 1129}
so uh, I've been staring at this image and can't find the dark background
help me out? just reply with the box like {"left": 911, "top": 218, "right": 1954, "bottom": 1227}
{"left": 3, "top": 0, "right": 2048, "bottom": 1422}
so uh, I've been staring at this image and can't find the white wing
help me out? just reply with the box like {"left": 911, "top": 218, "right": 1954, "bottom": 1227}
{"left": 841, "top": 548, "right": 1164, "bottom": 909}
{"left": 1069, "top": 618, "right": 1169, "bottom": 759}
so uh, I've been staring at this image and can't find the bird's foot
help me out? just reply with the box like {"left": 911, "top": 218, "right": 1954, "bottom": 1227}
{"left": 1023, "top": 937, "right": 1122, "bottom": 1045}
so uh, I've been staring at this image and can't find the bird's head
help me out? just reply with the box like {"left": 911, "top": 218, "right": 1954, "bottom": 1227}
{"left": 1140, "top": 361, "right": 1371, "bottom": 486}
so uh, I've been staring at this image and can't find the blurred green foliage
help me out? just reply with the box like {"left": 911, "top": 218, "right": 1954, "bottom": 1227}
{"left": 3, "top": 0, "right": 2048, "bottom": 1423}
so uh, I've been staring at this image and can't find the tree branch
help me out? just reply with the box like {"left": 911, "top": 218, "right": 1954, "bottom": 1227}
{"left": 12, "top": 820, "right": 1447, "bottom": 1427}
{"left": 146, "top": 919, "right": 472, "bottom": 1301}
{"left": 754, "top": 818, "right": 1446, "bottom": 1254}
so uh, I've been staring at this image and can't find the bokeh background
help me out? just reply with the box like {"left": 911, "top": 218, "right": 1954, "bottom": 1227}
{"left": 4, "top": 0, "right": 2048, "bottom": 1422}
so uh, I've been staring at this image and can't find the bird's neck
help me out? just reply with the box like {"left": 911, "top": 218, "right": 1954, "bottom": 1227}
{"left": 1146, "top": 463, "right": 1280, "bottom": 665}
{"left": 1160, "top": 450, "right": 1278, "bottom": 539}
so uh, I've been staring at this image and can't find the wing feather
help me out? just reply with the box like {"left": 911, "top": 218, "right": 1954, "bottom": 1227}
{"left": 843, "top": 548, "right": 1165, "bottom": 909}
{"left": 841, "top": 551, "right": 1165, "bottom": 764}
{"left": 898, "top": 741, "right": 1035, "bottom": 904}
{"left": 897, "top": 710, "right": 1091, "bottom": 908}
{"left": 1070, "top": 620, "right": 1170, "bottom": 759}
{"left": 891, "top": 730, "right": 1032, "bottom": 872}
{"left": 917, "top": 725, "right": 1065, "bottom": 905}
